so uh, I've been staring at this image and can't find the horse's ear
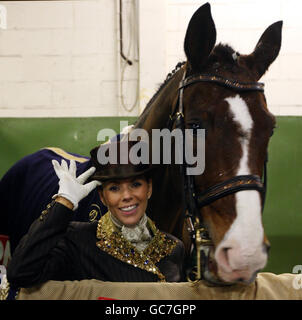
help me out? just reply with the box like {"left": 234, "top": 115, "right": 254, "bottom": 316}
{"left": 184, "top": 2, "right": 216, "bottom": 71}
{"left": 242, "top": 21, "right": 283, "bottom": 79}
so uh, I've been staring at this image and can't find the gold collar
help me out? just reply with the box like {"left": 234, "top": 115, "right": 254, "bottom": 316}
{"left": 96, "top": 213, "right": 177, "bottom": 281}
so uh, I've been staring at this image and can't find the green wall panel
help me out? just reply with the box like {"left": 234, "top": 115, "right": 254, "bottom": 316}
{"left": 0, "top": 117, "right": 137, "bottom": 178}
{"left": 0, "top": 116, "right": 301, "bottom": 274}
{"left": 262, "top": 117, "right": 302, "bottom": 274}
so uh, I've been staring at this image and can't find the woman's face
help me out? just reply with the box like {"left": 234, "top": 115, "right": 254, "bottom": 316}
{"left": 99, "top": 176, "right": 152, "bottom": 227}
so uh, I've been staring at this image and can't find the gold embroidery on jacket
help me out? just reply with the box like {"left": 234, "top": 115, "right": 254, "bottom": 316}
{"left": 95, "top": 213, "right": 177, "bottom": 281}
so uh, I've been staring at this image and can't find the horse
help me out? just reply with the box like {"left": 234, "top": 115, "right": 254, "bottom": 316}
{"left": 0, "top": 3, "right": 282, "bottom": 286}
{"left": 134, "top": 3, "right": 282, "bottom": 284}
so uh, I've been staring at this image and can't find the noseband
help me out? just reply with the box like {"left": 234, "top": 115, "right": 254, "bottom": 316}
{"left": 168, "top": 68, "right": 268, "bottom": 285}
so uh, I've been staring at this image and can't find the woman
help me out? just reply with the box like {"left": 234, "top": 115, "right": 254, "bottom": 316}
{"left": 7, "top": 141, "right": 185, "bottom": 288}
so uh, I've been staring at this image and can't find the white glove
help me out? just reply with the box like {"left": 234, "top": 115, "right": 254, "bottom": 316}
{"left": 52, "top": 159, "right": 101, "bottom": 211}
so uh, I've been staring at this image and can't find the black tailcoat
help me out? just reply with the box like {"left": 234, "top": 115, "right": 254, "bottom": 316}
{"left": 7, "top": 202, "right": 185, "bottom": 288}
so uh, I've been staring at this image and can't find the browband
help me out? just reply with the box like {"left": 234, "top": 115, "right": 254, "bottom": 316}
{"left": 179, "top": 74, "right": 265, "bottom": 92}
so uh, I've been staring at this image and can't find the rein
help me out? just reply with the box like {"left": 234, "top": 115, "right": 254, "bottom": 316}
{"left": 169, "top": 67, "right": 268, "bottom": 285}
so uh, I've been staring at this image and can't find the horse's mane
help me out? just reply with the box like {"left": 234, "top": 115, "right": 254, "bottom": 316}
{"left": 206, "top": 43, "right": 241, "bottom": 75}
{"left": 135, "top": 61, "right": 185, "bottom": 127}
{"left": 211, "top": 43, "right": 237, "bottom": 63}
{"left": 135, "top": 43, "right": 237, "bottom": 127}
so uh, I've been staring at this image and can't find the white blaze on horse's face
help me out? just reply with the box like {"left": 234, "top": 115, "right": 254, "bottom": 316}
{"left": 214, "top": 95, "right": 267, "bottom": 283}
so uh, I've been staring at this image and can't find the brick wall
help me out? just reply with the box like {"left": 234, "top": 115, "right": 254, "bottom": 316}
{"left": 0, "top": 0, "right": 120, "bottom": 117}
{"left": 0, "top": 1, "right": 301, "bottom": 117}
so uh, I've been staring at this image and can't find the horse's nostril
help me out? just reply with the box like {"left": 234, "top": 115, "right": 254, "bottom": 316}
{"left": 223, "top": 247, "right": 232, "bottom": 257}
{"left": 222, "top": 247, "right": 231, "bottom": 257}
{"left": 218, "top": 247, "right": 232, "bottom": 270}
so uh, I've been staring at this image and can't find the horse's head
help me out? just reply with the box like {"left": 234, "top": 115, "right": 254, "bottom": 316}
{"left": 180, "top": 3, "right": 282, "bottom": 284}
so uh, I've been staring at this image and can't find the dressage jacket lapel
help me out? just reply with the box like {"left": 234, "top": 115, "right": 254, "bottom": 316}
{"left": 96, "top": 213, "right": 177, "bottom": 281}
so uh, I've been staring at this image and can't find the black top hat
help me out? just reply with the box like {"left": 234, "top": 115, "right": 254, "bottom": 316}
{"left": 90, "top": 140, "right": 153, "bottom": 182}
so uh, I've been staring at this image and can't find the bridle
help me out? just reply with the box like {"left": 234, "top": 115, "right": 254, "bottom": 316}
{"left": 168, "top": 66, "right": 268, "bottom": 285}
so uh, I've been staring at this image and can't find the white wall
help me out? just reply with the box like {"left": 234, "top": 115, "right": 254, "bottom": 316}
{"left": 0, "top": 0, "right": 121, "bottom": 117}
{"left": 0, "top": 0, "right": 301, "bottom": 117}
{"left": 138, "top": 0, "right": 166, "bottom": 114}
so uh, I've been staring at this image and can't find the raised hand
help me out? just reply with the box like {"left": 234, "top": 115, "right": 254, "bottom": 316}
{"left": 52, "top": 159, "right": 101, "bottom": 211}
